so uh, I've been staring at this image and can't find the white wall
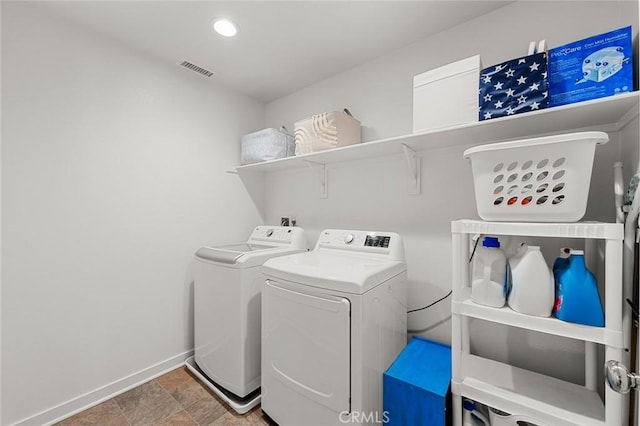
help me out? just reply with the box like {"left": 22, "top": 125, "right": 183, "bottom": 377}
{"left": 1, "top": 3, "right": 264, "bottom": 425}
{"left": 264, "top": 1, "right": 638, "bottom": 385}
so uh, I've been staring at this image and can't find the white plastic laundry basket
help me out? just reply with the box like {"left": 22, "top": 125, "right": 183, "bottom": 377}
{"left": 463, "top": 131, "right": 609, "bottom": 222}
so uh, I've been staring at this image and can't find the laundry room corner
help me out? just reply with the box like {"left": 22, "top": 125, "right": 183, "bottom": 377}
{"left": 1, "top": 2, "right": 266, "bottom": 424}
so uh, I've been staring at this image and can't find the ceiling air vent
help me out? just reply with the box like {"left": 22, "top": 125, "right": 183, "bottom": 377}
{"left": 179, "top": 60, "right": 215, "bottom": 78}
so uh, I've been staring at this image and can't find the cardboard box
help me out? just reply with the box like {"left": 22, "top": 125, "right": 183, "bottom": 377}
{"left": 548, "top": 26, "right": 633, "bottom": 107}
{"left": 479, "top": 52, "right": 548, "bottom": 121}
{"left": 413, "top": 55, "right": 481, "bottom": 133}
{"left": 383, "top": 337, "right": 451, "bottom": 426}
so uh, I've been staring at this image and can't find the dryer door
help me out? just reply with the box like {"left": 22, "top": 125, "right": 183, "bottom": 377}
{"left": 263, "top": 279, "right": 351, "bottom": 416}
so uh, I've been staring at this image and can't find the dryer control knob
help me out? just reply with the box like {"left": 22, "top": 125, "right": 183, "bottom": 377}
{"left": 266, "top": 229, "right": 274, "bottom": 237}
{"left": 344, "top": 233, "right": 355, "bottom": 244}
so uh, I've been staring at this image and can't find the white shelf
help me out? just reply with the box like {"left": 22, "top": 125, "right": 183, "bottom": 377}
{"left": 235, "top": 92, "right": 638, "bottom": 174}
{"left": 451, "top": 219, "right": 623, "bottom": 240}
{"left": 452, "top": 293, "right": 622, "bottom": 347}
{"left": 460, "top": 354, "right": 605, "bottom": 426}
{"left": 451, "top": 218, "right": 625, "bottom": 426}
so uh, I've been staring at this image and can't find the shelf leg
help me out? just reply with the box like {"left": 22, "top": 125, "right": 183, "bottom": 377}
{"left": 452, "top": 387, "right": 462, "bottom": 426}
{"left": 606, "top": 345, "right": 628, "bottom": 426}
{"left": 451, "top": 229, "right": 468, "bottom": 426}
{"left": 585, "top": 341, "right": 597, "bottom": 391}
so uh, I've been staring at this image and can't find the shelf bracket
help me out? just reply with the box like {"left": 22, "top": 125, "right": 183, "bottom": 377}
{"left": 401, "top": 143, "right": 421, "bottom": 195}
{"left": 303, "top": 160, "right": 328, "bottom": 198}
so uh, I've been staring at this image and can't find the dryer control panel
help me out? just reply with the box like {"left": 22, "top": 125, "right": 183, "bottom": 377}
{"left": 364, "top": 234, "right": 391, "bottom": 248}
{"left": 315, "top": 229, "right": 405, "bottom": 261}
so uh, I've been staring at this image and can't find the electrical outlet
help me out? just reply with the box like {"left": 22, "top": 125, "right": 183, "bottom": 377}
{"left": 280, "top": 216, "right": 297, "bottom": 227}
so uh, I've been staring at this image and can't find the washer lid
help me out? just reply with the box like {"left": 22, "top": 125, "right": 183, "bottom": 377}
{"left": 195, "top": 243, "right": 275, "bottom": 264}
{"left": 262, "top": 250, "right": 406, "bottom": 294}
{"left": 194, "top": 225, "right": 308, "bottom": 266}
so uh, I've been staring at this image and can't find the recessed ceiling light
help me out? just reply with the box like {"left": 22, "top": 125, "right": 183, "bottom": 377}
{"left": 212, "top": 18, "right": 238, "bottom": 37}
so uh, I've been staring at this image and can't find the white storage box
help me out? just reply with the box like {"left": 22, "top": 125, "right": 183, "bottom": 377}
{"left": 463, "top": 131, "right": 609, "bottom": 222}
{"left": 294, "top": 109, "right": 361, "bottom": 155}
{"left": 413, "top": 55, "right": 481, "bottom": 133}
{"left": 240, "top": 127, "right": 295, "bottom": 165}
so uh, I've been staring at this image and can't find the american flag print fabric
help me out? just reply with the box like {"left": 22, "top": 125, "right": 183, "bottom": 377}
{"left": 479, "top": 52, "right": 549, "bottom": 121}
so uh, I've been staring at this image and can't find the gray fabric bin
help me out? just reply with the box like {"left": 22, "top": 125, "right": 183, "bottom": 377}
{"left": 240, "top": 127, "right": 295, "bottom": 165}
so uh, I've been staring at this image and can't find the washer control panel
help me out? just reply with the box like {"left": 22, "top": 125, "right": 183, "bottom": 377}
{"left": 249, "top": 226, "right": 307, "bottom": 247}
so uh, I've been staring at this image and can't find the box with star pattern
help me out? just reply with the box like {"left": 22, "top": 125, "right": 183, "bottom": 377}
{"left": 479, "top": 52, "right": 548, "bottom": 121}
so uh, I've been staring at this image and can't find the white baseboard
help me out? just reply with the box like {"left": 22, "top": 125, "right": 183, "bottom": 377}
{"left": 11, "top": 350, "right": 194, "bottom": 426}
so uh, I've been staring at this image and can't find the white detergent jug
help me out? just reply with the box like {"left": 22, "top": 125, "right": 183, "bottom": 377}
{"left": 471, "top": 236, "right": 507, "bottom": 308}
{"left": 508, "top": 244, "right": 554, "bottom": 317}
{"left": 489, "top": 407, "right": 546, "bottom": 426}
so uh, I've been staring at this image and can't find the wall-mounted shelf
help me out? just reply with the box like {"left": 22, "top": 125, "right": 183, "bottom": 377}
{"left": 234, "top": 92, "right": 639, "bottom": 175}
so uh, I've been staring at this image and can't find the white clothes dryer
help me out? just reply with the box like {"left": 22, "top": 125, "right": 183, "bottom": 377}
{"left": 185, "top": 225, "right": 307, "bottom": 414}
{"left": 261, "top": 229, "right": 407, "bottom": 426}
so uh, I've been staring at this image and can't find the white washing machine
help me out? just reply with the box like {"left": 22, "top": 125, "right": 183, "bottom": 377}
{"left": 261, "top": 229, "right": 407, "bottom": 426}
{"left": 185, "top": 225, "right": 307, "bottom": 414}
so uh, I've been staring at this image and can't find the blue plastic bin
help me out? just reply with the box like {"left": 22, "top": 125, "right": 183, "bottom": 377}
{"left": 383, "top": 337, "right": 452, "bottom": 426}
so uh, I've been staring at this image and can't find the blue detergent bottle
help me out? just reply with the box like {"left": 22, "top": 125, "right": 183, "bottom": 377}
{"left": 554, "top": 250, "right": 604, "bottom": 327}
{"left": 553, "top": 247, "right": 571, "bottom": 310}
{"left": 553, "top": 247, "right": 571, "bottom": 274}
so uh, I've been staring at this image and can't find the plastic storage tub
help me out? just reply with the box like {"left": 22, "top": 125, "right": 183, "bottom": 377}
{"left": 464, "top": 131, "right": 608, "bottom": 222}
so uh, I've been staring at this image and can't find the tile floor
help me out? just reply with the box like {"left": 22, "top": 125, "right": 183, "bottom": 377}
{"left": 55, "top": 366, "right": 272, "bottom": 426}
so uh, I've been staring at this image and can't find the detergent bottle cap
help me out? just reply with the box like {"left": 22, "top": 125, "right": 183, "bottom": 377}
{"left": 570, "top": 249, "right": 584, "bottom": 256}
{"left": 482, "top": 236, "right": 500, "bottom": 248}
{"left": 462, "top": 399, "right": 475, "bottom": 411}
